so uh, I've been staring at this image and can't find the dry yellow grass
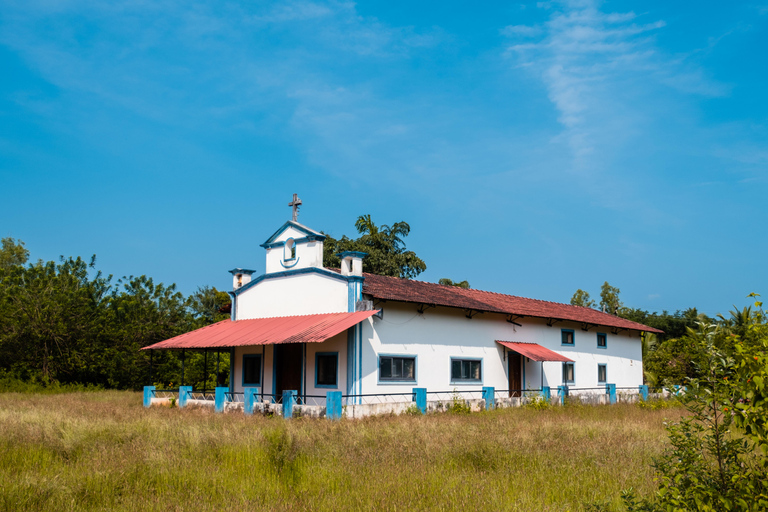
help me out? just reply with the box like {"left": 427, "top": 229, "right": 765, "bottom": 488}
{"left": 0, "top": 391, "right": 680, "bottom": 511}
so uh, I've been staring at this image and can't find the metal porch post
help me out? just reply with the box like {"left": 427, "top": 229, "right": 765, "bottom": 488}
{"left": 203, "top": 349, "right": 208, "bottom": 395}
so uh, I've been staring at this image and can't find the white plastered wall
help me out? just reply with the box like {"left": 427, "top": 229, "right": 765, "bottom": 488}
{"left": 236, "top": 273, "right": 348, "bottom": 319}
{"left": 264, "top": 225, "right": 324, "bottom": 273}
{"left": 232, "top": 344, "right": 273, "bottom": 395}
{"left": 360, "top": 303, "right": 644, "bottom": 395}
{"left": 304, "top": 333, "right": 348, "bottom": 398}
{"left": 231, "top": 333, "right": 348, "bottom": 397}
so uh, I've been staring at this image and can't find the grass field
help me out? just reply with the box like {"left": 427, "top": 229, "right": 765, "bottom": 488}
{"left": 0, "top": 391, "right": 680, "bottom": 511}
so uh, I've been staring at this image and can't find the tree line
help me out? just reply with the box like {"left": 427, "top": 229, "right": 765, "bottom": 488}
{"left": 569, "top": 281, "right": 730, "bottom": 388}
{"left": 0, "top": 215, "right": 427, "bottom": 391}
{"left": 0, "top": 238, "right": 231, "bottom": 390}
{"left": 0, "top": 215, "right": 745, "bottom": 391}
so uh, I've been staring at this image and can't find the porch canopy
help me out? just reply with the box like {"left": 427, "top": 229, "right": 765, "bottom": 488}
{"left": 496, "top": 341, "right": 574, "bottom": 362}
{"left": 143, "top": 310, "right": 379, "bottom": 350}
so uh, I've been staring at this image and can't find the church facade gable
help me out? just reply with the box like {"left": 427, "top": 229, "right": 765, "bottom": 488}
{"left": 145, "top": 196, "right": 659, "bottom": 413}
{"left": 235, "top": 270, "right": 350, "bottom": 319}
{"left": 261, "top": 221, "right": 326, "bottom": 273}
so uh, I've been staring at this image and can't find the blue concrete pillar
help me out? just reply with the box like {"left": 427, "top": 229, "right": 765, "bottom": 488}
{"left": 639, "top": 384, "right": 649, "bottom": 401}
{"left": 178, "top": 386, "right": 192, "bottom": 408}
{"left": 541, "top": 386, "right": 551, "bottom": 401}
{"left": 482, "top": 386, "right": 495, "bottom": 410}
{"left": 215, "top": 386, "right": 227, "bottom": 413}
{"left": 605, "top": 383, "right": 617, "bottom": 404}
{"left": 412, "top": 387, "right": 427, "bottom": 414}
{"left": 282, "top": 390, "right": 297, "bottom": 419}
{"left": 244, "top": 387, "right": 259, "bottom": 415}
{"left": 143, "top": 386, "right": 155, "bottom": 408}
{"left": 326, "top": 391, "right": 342, "bottom": 420}
{"left": 557, "top": 385, "right": 569, "bottom": 405}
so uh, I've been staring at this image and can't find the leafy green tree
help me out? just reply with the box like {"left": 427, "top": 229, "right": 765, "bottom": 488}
{"left": 625, "top": 298, "right": 768, "bottom": 511}
{"left": 439, "top": 278, "right": 470, "bottom": 289}
{"left": 570, "top": 289, "right": 596, "bottom": 308}
{"left": 0, "top": 247, "right": 199, "bottom": 389}
{"left": 102, "top": 275, "right": 193, "bottom": 388}
{"left": 600, "top": 281, "right": 622, "bottom": 315}
{"left": 189, "top": 286, "right": 231, "bottom": 325}
{"left": 0, "top": 237, "right": 29, "bottom": 268}
{"left": 323, "top": 215, "right": 427, "bottom": 278}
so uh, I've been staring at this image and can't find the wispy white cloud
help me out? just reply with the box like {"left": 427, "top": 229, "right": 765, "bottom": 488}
{"left": 503, "top": 0, "right": 727, "bottom": 176}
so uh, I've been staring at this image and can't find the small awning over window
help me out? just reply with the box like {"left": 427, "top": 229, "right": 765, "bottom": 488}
{"left": 142, "top": 310, "right": 379, "bottom": 350}
{"left": 496, "top": 341, "right": 574, "bottom": 362}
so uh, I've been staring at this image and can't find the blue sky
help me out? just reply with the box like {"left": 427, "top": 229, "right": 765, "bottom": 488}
{"left": 1, "top": 0, "right": 766, "bottom": 316}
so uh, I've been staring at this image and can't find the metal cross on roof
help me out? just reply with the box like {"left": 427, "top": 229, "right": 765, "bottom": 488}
{"left": 288, "top": 193, "right": 302, "bottom": 222}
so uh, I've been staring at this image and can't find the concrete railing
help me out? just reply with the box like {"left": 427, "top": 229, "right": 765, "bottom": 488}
{"left": 144, "top": 384, "right": 659, "bottom": 419}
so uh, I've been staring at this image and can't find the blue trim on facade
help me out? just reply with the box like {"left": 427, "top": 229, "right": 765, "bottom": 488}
{"left": 357, "top": 323, "right": 363, "bottom": 397}
{"left": 233, "top": 266, "right": 354, "bottom": 296}
{"left": 272, "top": 348, "right": 278, "bottom": 402}
{"left": 229, "top": 348, "right": 235, "bottom": 393}
{"left": 279, "top": 256, "right": 300, "bottom": 268}
{"left": 597, "top": 332, "right": 607, "bottom": 349}
{"left": 347, "top": 281, "right": 356, "bottom": 312}
{"left": 228, "top": 292, "right": 237, "bottom": 320}
{"left": 561, "top": 328, "right": 575, "bottom": 346}
{"left": 262, "top": 235, "right": 325, "bottom": 249}
{"left": 598, "top": 363, "right": 607, "bottom": 383}
{"left": 346, "top": 329, "right": 355, "bottom": 400}
{"left": 449, "top": 357, "right": 483, "bottom": 385}
{"left": 301, "top": 343, "right": 306, "bottom": 397}
{"left": 314, "top": 352, "right": 339, "bottom": 389}
{"left": 228, "top": 268, "right": 256, "bottom": 275}
{"left": 242, "top": 354, "right": 263, "bottom": 387}
{"left": 260, "top": 220, "right": 326, "bottom": 248}
{"left": 522, "top": 358, "right": 526, "bottom": 390}
{"left": 336, "top": 251, "right": 368, "bottom": 258}
{"left": 377, "top": 353, "right": 418, "bottom": 384}
{"left": 562, "top": 361, "right": 575, "bottom": 384}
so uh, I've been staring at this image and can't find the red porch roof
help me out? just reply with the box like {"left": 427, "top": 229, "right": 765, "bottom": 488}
{"left": 497, "top": 341, "right": 574, "bottom": 362}
{"left": 142, "top": 310, "right": 378, "bottom": 350}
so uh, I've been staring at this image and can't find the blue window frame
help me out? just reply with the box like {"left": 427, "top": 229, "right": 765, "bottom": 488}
{"left": 315, "top": 352, "right": 338, "bottom": 388}
{"left": 561, "top": 329, "right": 575, "bottom": 346}
{"left": 598, "top": 364, "right": 607, "bottom": 383}
{"left": 378, "top": 355, "right": 416, "bottom": 382}
{"left": 450, "top": 358, "right": 482, "bottom": 383}
{"left": 597, "top": 332, "right": 607, "bottom": 349}
{"left": 562, "top": 362, "right": 575, "bottom": 384}
{"left": 242, "top": 354, "right": 262, "bottom": 386}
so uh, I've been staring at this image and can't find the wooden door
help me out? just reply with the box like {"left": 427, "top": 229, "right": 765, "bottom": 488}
{"left": 275, "top": 343, "right": 303, "bottom": 398}
{"left": 508, "top": 352, "right": 522, "bottom": 397}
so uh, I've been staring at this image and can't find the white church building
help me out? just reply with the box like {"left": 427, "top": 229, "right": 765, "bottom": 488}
{"left": 146, "top": 202, "right": 661, "bottom": 409}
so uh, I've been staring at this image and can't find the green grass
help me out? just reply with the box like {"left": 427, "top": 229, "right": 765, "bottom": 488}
{"left": 0, "top": 391, "right": 680, "bottom": 511}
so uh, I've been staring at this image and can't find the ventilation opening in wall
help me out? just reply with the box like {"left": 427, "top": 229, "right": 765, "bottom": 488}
{"left": 284, "top": 239, "right": 296, "bottom": 260}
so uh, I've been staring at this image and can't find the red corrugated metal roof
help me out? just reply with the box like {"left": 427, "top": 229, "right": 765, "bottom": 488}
{"left": 142, "top": 310, "right": 378, "bottom": 350}
{"left": 353, "top": 272, "right": 663, "bottom": 334}
{"left": 497, "top": 341, "right": 574, "bottom": 362}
